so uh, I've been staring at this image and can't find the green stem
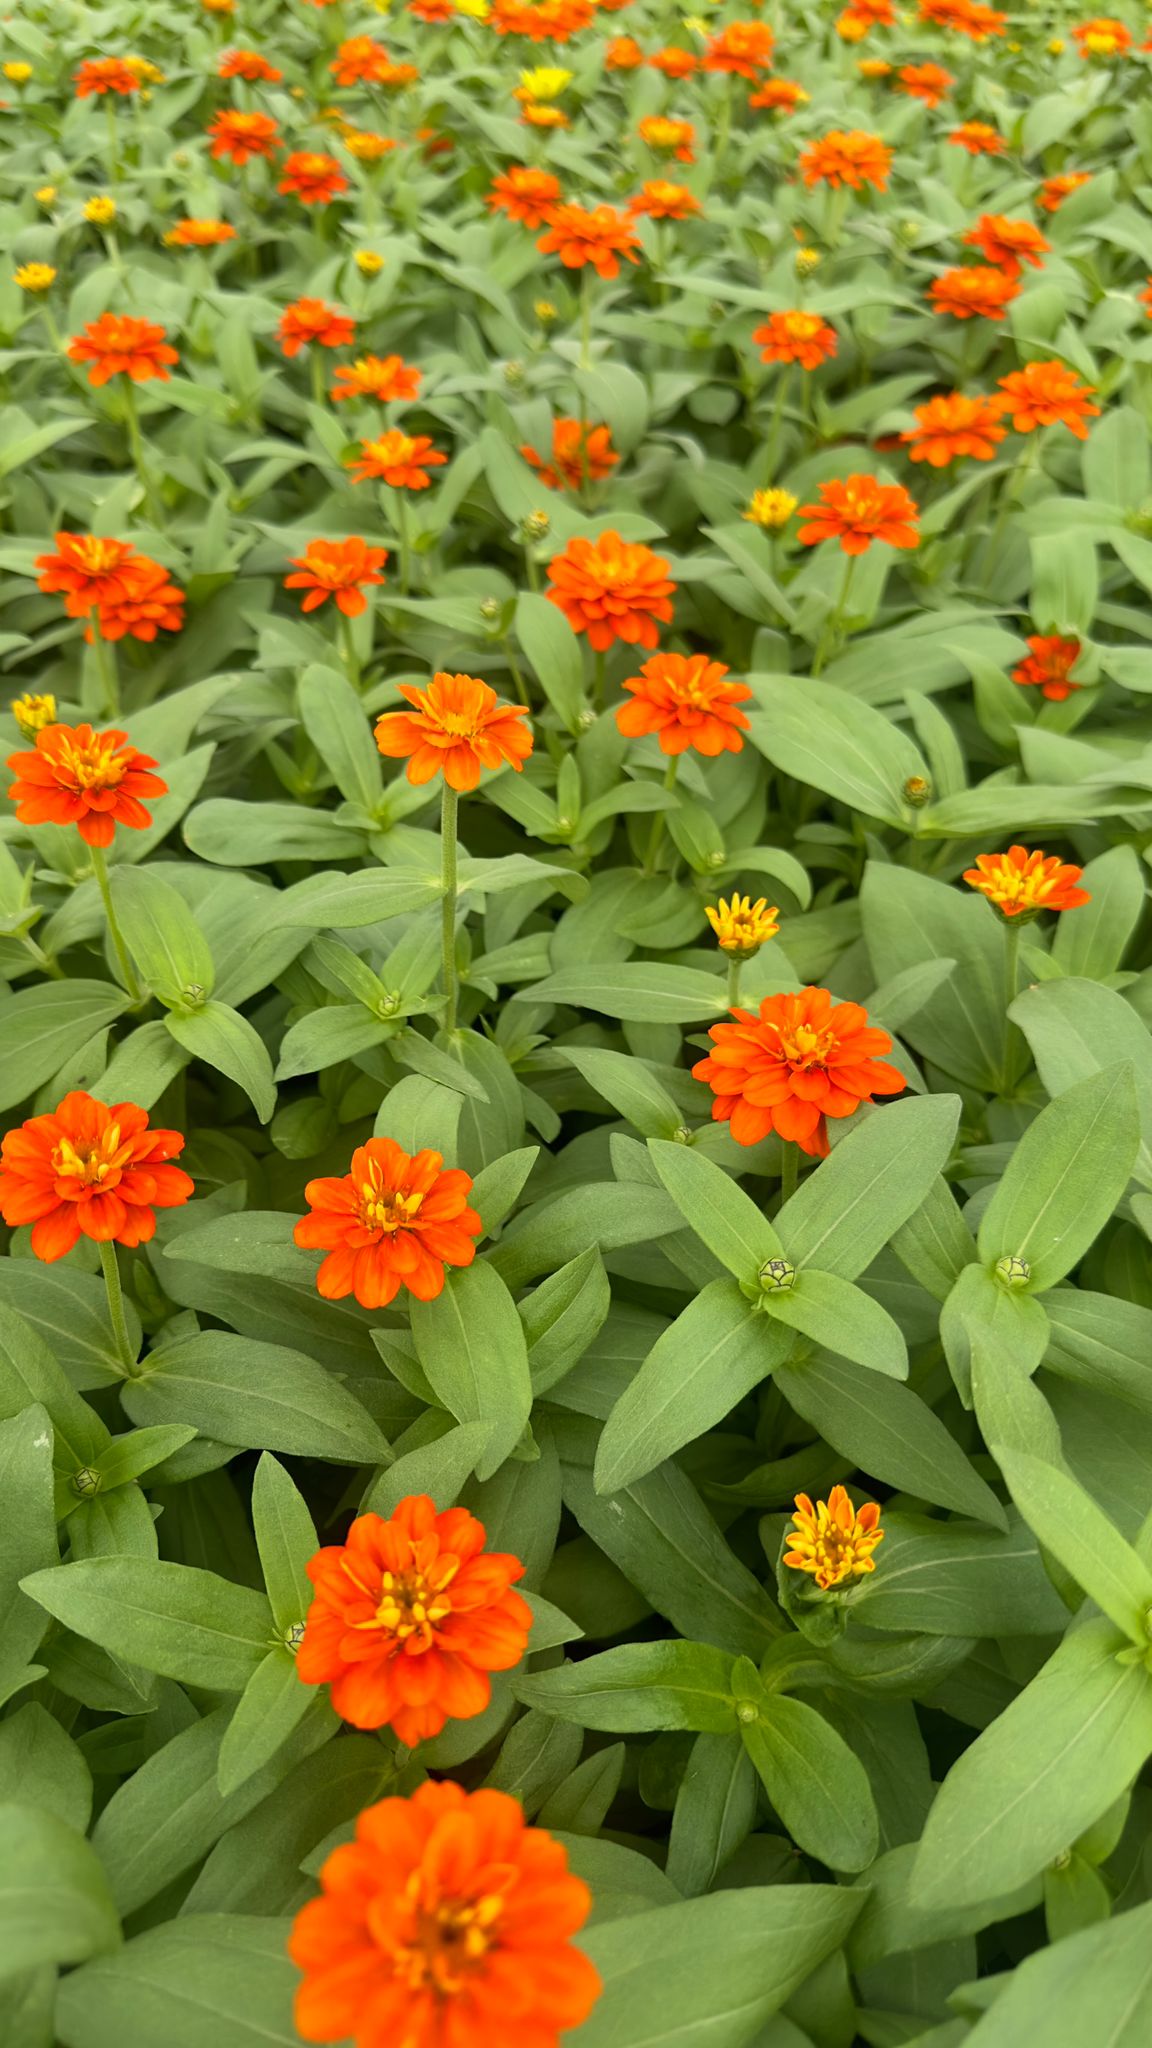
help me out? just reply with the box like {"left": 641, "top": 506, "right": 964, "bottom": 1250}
{"left": 999, "top": 918, "right": 1021, "bottom": 1094}
{"left": 765, "top": 366, "right": 790, "bottom": 483}
{"left": 523, "top": 545, "right": 541, "bottom": 594}
{"left": 779, "top": 1143, "right": 799, "bottom": 1208}
{"left": 89, "top": 842, "right": 141, "bottom": 1001}
{"left": 396, "top": 492, "right": 413, "bottom": 594}
{"left": 310, "top": 349, "right": 326, "bottom": 409}
{"left": 121, "top": 381, "right": 161, "bottom": 524}
{"left": 22, "top": 934, "right": 64, "bottom": 980}
{"left": 811, "top": 554, "right": 858, "bottom": 676}
{"left": 105, "top": 97, "right": 120, "bottom": 182}
{"left": 579, "top": 264, "right": 594, "bottom": 372}
{"left": 90, "top": 618, "right": 119, "bottom": 718}
{"left": 99, "top": 1239, "right": 138, "bottom": 1374}
{"left": 643, "top": 756, "right": 678, "bottom": 874}
{"left": 440, "top": 783, "right": 459, "bottom": 1038}
{"left": 500, "top": 634, "right": 531, "bottom": 707}
{"left": 726, "top": 954, "right": 743, "bottom": 1010}
{"left": 339, "top": 610, "right": 361, "bottom": 688}
{"left": 591, "top": 647, "right": 607, "bottom": 711}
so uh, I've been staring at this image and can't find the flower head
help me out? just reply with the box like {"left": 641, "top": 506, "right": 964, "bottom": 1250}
{"left": 286, "top": 539, "right": 388, "bottom": 617}
{"left": 703, "top": 21, "right": 775, "bottom": 76}
{"left": 750, "top": 78, "right": 809, "bottom": 112}
{"left": 36, "top": 533, "right": 143, "bottom": 615}
{"left": 7, "top": 722, "right": 166, "bottom": 846}
{"left": 949, "top": 120, "right": 1005, "bottom": 156}
{"left": 289, "top": 1780, "right": 601, "bottom": 2048}
{"left": 10, "top": 694, "right": 56, "bottom": 738}
{"left": 744, "top": 488, "right": 797, "bottom": 528}
{"left": 963, "top": 845, "right": 1091, "bottom": 918}
{"left": 706, "top": 894, "right": 780, "bottom": 954}
{"left": 94, "top": 558, "right": 185, "bottom": 643}
{"left": 1012, "top": 634, "right": 1083, "bottom": 701}
{"left": 74, "top": 57, "right": 140, "bottom": 97}
{"left": 35, "top": 186, "right": 58, "bottom": 205}
{"left": 164, "top": 219, "right": 237, "bottom": 247}
{"left": 616, "top": 652, "right": 752, "bottom": 758}
{"left": 963, "top": 213, "right": 1051, "bottom": 279}
{"left": 650, "top": 46, "right": 697, "bottom": 79}
{"left": 278, "top": 297, "right": 356, "bottom": 358}
{"left": 692, "top": 986, "right": 905, "bottom": 1154}
{"left": 995, "top": 360, "right": 1100, "bottom": 439}
{"left": 354, "top": 250, "right": 385, "bottom": 275}
{"left": 487, "top": 165, "right": 563, "bottom": 227}
{"left": 67, "top": 314, "right": 178, "bottom": 386}
{"left": 208, "top": 109, "right": 281, "bottom": 163}
{"left": 3, "top": 61, "right": 32, "bottom": 84}
{"left": 1039, "top": 172, "right": 1091, "bottom": 212}
{"left": 330, "top": 35, "right": 393, "bottom": 85}
{"left": 785, "top": 1487, "right": 884, "bottom": 1589}
{"left": 901, "top": 392, "right": 1007, "bottom": 466}
{"left": 638, "top": 115, "right": 696, "bottom": 162}
{"left": 753, "top": 309, "right": 837, "bottom": 371}
{"left": 1073, "top": 16, "right": 1132, "bottom": 56}
{"left": 83, "top": 195, "right": 117, "bottom": 226}
{"left": 375, "top": 672, "right": 533, "bottom": 791}
{"left": 218, "top": 48, "right": 283, "bottom": 81}
{"left": 546, "top": 530, "right": 676, "bottom": 650}
{"left": 797, "top": 474, "right": 920, "bottom": 555}
{"left": 928, "top": 265, "right": 1020, "bottom": 321}
{"left": 536, "top": 202, "right": 642, "bottom": 278}
{"left": 800, "top": 130, "right": 892, "bottom": 191}
{"left": 521, "top": 418, "right": 618, "bottom": 491}
{"left": 628, "top": 180, "right": 701, "bottom": 220}
{"left": 343, "top": 130, "right": 397, "bottom": 162}
{"left": 331, "top": 354, "right": 420, "bottom": 403}
{"left": 14, "top": 263, "right": 56, "bottom": 293}
{"left": 294, "top": 1137, "right": 483, "bottom": 1306}
{"left": 348, "top": 430, "right": 447, "bottom": 489}
{"left": 606, "top": 34, "right": 645, "bottom": 67}
{"left": 898, "top": 61, "right": 954, "bottom": 103}
{"left": 0, "top": 1091, "right": 192, "bottom": 1262}
{"left": 513, "top": 64, "right": 572, "bottom": 99}
{"left": 280, "top": 152, "right": 349, "bottom": 205}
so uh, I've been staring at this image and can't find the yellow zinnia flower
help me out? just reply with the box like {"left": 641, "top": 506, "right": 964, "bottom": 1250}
{"left": 3, "top": 61, "right": 32, "bottom": 84}
{"left": 705, "top": 893, "right": 780, "bottom": 954}
{"left": 784, "top": 1487, "right": 885, "bottom": 1591}
{"left": 743, "top": 489, "right": 797, "bottom": 531}
{"left": 84, "top": 195, "right": 117, "bottom": 225}
{"left": 515, "top": 66, "right": 572, "bottom": 102}
{"left": 354, "top": 250, "right": 385, "bottom": 274}
{"left": 10, "top": 692, "right": 57, "bottom": 736}
{"left": 13, "top": 263, "right": 55, "bottom": 292}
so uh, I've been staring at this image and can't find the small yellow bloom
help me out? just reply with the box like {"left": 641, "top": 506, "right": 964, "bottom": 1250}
{"left": 837, "top": 12, "right": 869, "bottom": 40}
{"left": 1082, "top": 29, "right": 1117, "bottom": 53}
{"left": 84, "top": 195, "right": 117, "bottom": 226}
{"left": 124, "top": 56, "right": 164, "bottom": 83}
{"left": 522, "top": 104, "right": 569, "bottom": 128}
{"left": 1006, "top": 37, "right": 1021, "bottom": 51}
{"left": 354, "top": 249, "right": 385, "bottom": 274}
{"left": 10, "top": 692, "right": 56, "bottom": 737}
{"left": 534, "top": 298, "right": 558, "bottom": 322}
{"left": 515, "top": 66, "right": 572, "bottom": 102}
{"left": 35, "top": 185, "right": 57, "bottom": 205}
{"left": 456, "top": 0, "right": 490, "bottom": 18}
{"left": 345, "top": 131, "right": 396, "bottom": 162}
{"left": 743, "top": 488, "right": 797, "bottom": 531}
{"left": 201, "top": 0, "right": 235, "bottom": 12}
{"left": 857, "top": 57, "right": 892, "bottom": 77}
{"left": 795, "top": 246, "right": 821, "bottom": 277}
{"left": 705, "top": 893, "right": 780, "bottom": 954}
{"left": 3, "top": 61, "right": 32, "bottom": 84}
{"left": 1048, "top": 35, "right": 1065, "bottom": 51}
{"left": 13, "top": 263, "right": 55, "bottom": 292}
{"left": 682, "top": 14, "right": 709, "bottom": 31}
{"left": 785, "top": 1487, "right": 884, "bottom": 1591}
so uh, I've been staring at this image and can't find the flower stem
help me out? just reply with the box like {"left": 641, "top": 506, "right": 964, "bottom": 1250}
{"left": 591, "top": 647, "right": 607, "bottom": 711}
{"left": 90, "top": 617, "right": 119, "bottom": 718}
{"left": 726, "top": 954, "right": 743, "bottom": 1009}
{"left": 811, "top": 554, "right": 858, "bottom": 676}
{"left": 396, "top": 492, "right": 413, "bottom": 594}
{"left": 643, "top": 756, "right": 678, "bottom": 874}
{"left": 779, "top": 1144, "right": 799, "bottom": 1209}
{"left": 765, "top": 366, "right": 790, "bottom": 483}
{"left": 339, "top": 610, "right": 361, "bottom": 688}
{"left": 1000, "top": 918, "right": 1021, "bottom": 1094}
{"left": 105, "top": 98, "right": 120, "bottom": 182}
{"left": 121, "top": 380, "right": 161, "bottom": 524}
{"left": 440, "top": 783, "right": 459, "bottom": 1039}
{"left": 99, "top": 1239, "right": 138, "bottom": 1374}
{"left": 579, "top": 264, "right": 595, "bottom": 372}
{"left": 89, "top": 842, "right": 141, "bottom": 1001}
{"left": 500, "top": 634, "right": 531, "bottom": 707}
{"left": 310, "top": 349, "right": 326, "bottom": 410}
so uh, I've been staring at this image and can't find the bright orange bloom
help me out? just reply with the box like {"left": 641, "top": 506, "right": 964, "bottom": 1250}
{"left": 74, "top": 57, "right": 140, "bottom": 97}
{"left": 279, "top": 152, "right": 349, "bottom": 205}
{"left": 797, "top": 474, "right": 919, "bottom": 555}
{"left": 348, "top": 431, "right": 447, "bottom": 489}
{"left": 0, "top": 1092, "right": 192, "bottom": 1263}
{"left": 1142, "top": 279, "right": 1152, "bottom": 318}
{"left": 638, "top": 114, "right": 696, "bottom": 162}
{"left": 857, "top": 56, "right": 893, "bottom": 74}
{"left": 800, "top": 129, "right": 892, "bottom": 191}
{"left": 649, "top": 45, "right": 698, "bottom": 79}
{"left": 785, "top": 1487, "right": 884, "bottom": 1589}
{"left": 546, "top": 531, "right": 676, "bottom": 651}
{"left": 964, "top": 845, "right": 1091, "bottom": 917}
{"left": 606, "top": 34, "right": 645, "bottom": 67}
{"left": 901, "top": 392, "right": 1007, "bottom": 466}
{"left": 1011, "top": 634, "right": 1083, "bottom": 701}
{"left": 928, "top": 265, "right": 1020, "bottom": 321}
{"left": 410, "top": 0, "right": 455, "bottom": 18}
{"left": 628, "top": 179, "right": 701, "bottom": 220}
{"left": 521, "top": 418, "right": 619, "bottom": 490}
{"left": 693, "top": 987, "right": 905, "bottom": 1155}
{"left": 95, "top": 558, "right": 185, "bottom": 643}
{"left": 963, "top": 213, "right": 1051, "bottom": 279}
{"left": 342, "top": 130, "right": 398, "bottom": 163}
{"left": 753, "top": 309, "right": 837, "bottom": 370}
{"left": 285, "top": 539, "right": 388, "bottom": 618}
{"left": 1039, "top": 172, "right": 1091, "bottom": 212}
{"left": 289, "top": 1780, "right": 601, "bottom": 2048}
{"left": 164, "top": 218, "right": 237, "bottom": 247}
{"left": 294, "top": 1137, "right": 483, "bottom": 1305}
{"left": 491, "top": 0, "right": 596, "bottom": 38}
{"left": 844, "top": 0, "right": 896, "bottom": 22}
{"left": 218, "top": 48, "right": 282, "bottom": 82}
{"left": 520, "top": 103, "right": 570, "bottom": 131}
{"left": 375, "top": 672, "right": 533, "bottom": 791}
{"left": 208, "top": 109, "right": 281, "bottom": 163}
{"left": 996, "top": 360, "right": 1100, "bottom": 439}
{"left": 537, "top": 202, "right": 642, "bottom": 278}
{"left": 898, "top": 61, "right": 954, "bottom": 103}
{"left": 616, "top": 653, "right": 752, "bottom": 758}
{"left": 750, "top": 78, "right": 809, "bottom": 111}
{"left": 486, "top": 165, "right": 562, "bottom": 226}
{"left": 296, "top": 1497, "right": 531, "bottom": 1742}
{"left": 67, "top": 314, "right": 178, "bottom": 386}
{"left": 920, "top": 0, "right": 1004, "bottom": 34}
{"left": 278, "top": 298, "right": 356, "bottom": 358}
{"left": 36, "top": 533, "right": 140, "bottom": 617}
{"left": 331, "top": 354, "right": 421, "bottom": 403}
{"left": 1072, "top": 16, "right": 1131, "bottom": 56}
{"left": 949, "top": 120, "right": 1005, "bottom": 155}
{"left": 330, "top": 36, "right": 393, "bottom": 85}
{"left": 7, "top": 722, "right": 166, "bottom": 847}
{"left": 703, "top": 21, "right": 774, "bottom": 76}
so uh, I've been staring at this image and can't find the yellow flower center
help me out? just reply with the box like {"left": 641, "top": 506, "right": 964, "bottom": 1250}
{"left": 56, "top": 734, "right": 126, "bottom": 793}
{"left": 773, "top": 1019, "right": 834, "bottom": 1068}
{"left": 52, "top": 1127, "right": 123, "bottom": 1189}
{"left": 396, "top": 1877, "right": 508, "bottom": 1995}
{"left": 373, "top": 1556, "right": 458, "bottom": 1646}
{"left": 359, "top": 1181, "right": 425, "bottom": 1232}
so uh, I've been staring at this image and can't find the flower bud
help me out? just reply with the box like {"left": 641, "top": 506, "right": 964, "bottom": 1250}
{"left": 903, "top": 774, "right": 931, "bottom": 807}
{"left": 11, "top": 692, "right": 56, "bottom": 736}
{"left": 995, "top": 1253, "right": 1031, "bottom": 1289}
{"left": 478, "top": 596, "right": 502, "bottom": 622}
{"left": 284, "top": 1621, "right": 306, "bottom": 1654}
{"left": 72, "top": 1466, "right": 102, "bottom": 1497}
{"left": 522, "top": 509, "right": 551, "bottom": 542}
{"left": 759, "top": 1257, "right": 795, "bottom": 1293}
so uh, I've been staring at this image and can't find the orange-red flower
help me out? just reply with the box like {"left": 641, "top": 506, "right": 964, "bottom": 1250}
{"left": 521, "top": 418, "right": 619, "bottom": 490}
{"left": 963, "top": 213, "right": 1051, "bottom": 279}
{"left": 7, "top": 722, "right": 166, "bottom": 847}
{"left": 753, "top": 309, "right": 837, "bottom": 370}
{"left": 785, "top": 1487, "right": 884, "bottom": 1589}
{"left": 285, "top": 539, "right": 389, "bottom": 617}
{"left": 638, "top": 114, "right": 696, "bottom": 162}
{"left": 296, "top": 1497, "right": 531, "bottom": 1742}
{"left": 920, "top": 0, "right": 1004, "bottom": 34}
{"left": 995, "top": 360, "right": 1101, "bottom": 439}
{"left": 375, "top": 672, "right": 533, "bottom": 791}
{"left": 928, "top": 265, "right": 1020, "bottom": 321}
{"left": 330, "top": 36, "right": 393, "bottom": 85}
{"left": 628, "top": 179, "right": 701, "bottom": 221}
{"left": 703, "top": 21, "right": 775, "bottom": 76}
{"left": 900, "top": 392, "right": 1007, "bottom": 466}
{"left": 348, "top": 430, "right": 447, "bottom": 489}
{"left": 410, "top": 0, "right": 454, "bottom": 18}
{"left": 218, "top": 48, "right": 282, "bottom": 82}
{"left": 1038, "top": 171, "right": 1091, "bottom": 212}
{"left": 67, "top": 313, "right": 178, "bottom": 386}
{"left": 650, "top": 45, "right": 698, "bottom": 78}
{"left": 208, "top": 109, "right": 281, "bottom": 163}
{"left": 294, "top": 1137, "right": 483, "bottom": 1306}
{"left": 279, "top": 152, "right": 349, "bottom": 205}
{"left": 94, "top": 558, "right": 186, "bottom": 643}
{"left": 486, "top": 164, "right": 563, "bottom": 227}
{"left": 74, "top": 57, "right": 140, "bottom": 97}
{"left": 36, "top": 533, "right": 140, "bottom": 617}
{"left": 948, "top": 120, "right": 1005, "bottom": 155}
{"left": 1011, "top": 634, "right": 1083, "bottom": 700}
{"left": 616, "top": 653, "right": 752, "bottom": 758}
{"left": 0, "top": 1092, "right": 192, "bottom": 1262}
{"left": 797, "top": 474, "right": 919, "bottom": 555}
{"left": 898, "top": 61, "right": 954, "bottom": 103}
{"left": 750, "top": 78, "right": 809, "bottom": 112}
{"left": 1072, "top": 16, "right": 1132, "bottom": 56}
{"left": 536, "top": 202, "right": 642, "bottom": 279}
{"left": 964, "top": 845, "right": 1091, "bottom": 917}
{"left": 693, "top": 987, "right": 905, "bottom": 1156}
{"left": 546, "top": 530, "right": 676, "bottom": 650}
{"left": 606, "top": 33, "right": 645, "bottom": 67}
{"left": 844, "top": 0, "right": 896, "bottom": 22}
{"left": 164, "top": 218, "right": 237, "bottom": 247}
{"left": 330, "top": 353, "right": 421, "bottom": 403}
{"left": 278, "top": 298, "right": 356, "bottom": 358}
{"left": 289, "top": 1780, "right": 601, "bottom": 2048}
{"left": 799, "top": 129, "right": 893, "bottom": 191}
{"left": 491, "top": 0, "right": 596, "bottom": 38}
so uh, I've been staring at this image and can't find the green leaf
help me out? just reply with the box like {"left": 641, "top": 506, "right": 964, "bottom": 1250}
{"left": 108, "top": 867, "right": 214, "bottom": 1007}
{"left": 363, "top": 1421, "right": 493, "bottom": 1517}
{"left": 0, "top": 1406, "right": 58, "bottom": 1702}
{"left": 251, "top": 1454, "right": 318, "bottom": 1635}
{"left": 21, "top": 1557, "right": 273, "bottom": 1692}
{"left": 298, "top": 663, "right": 382, "bottom": 810}
{"left": 522, "top": 1248, "right": 611, "bottom": 1395}
{"left": 0, "top": 1267, "right": 138, "bottom": 1396}
{"left": 55, "top": 1915, "right": 299, "bottom": 2048}
{"left": 410, "top": 1262, "right": 532, "bottom": 1479}
{"left": 0, "top": 982, "right": 132, "bottom": 1112}
{"left": 1010, "top": 979, "right": 1152, "bottom": 1183}
{"left": 977, "top": 1064, "right": 1140, "bottom": 1290}
{"left": 0, "top": 1704, "right": 92, "bottom": 1833}
{"left": 165, "top": 1001, "right": 276, "bottom": 1123}
{"left": 1050, "top": 845, "right": 1145, "bottom": 981}
{"left": 778, "top": 1094, "right": 961, "bottom": 1280}
{"left": 121, "top": 1332, "right": 390, "bottom": 1465}
{"left": 748, "top": 676, "right": 927, "bottom": 829}
{"left": 993, "top": 1447, "right": 1152, "bottom": 1643}
{"left": 216, "top": 1651, "right": 315, "bottom": 1799}
{"left": 665, "top": 1732, "right": 758, "bottom": 1897}
{"left": 861, "top": 862, "right": 1009, "bottom": 1090}
{"left": 520, "top": 962, "right": 727, "bottom": 1024}
{"left": 0, "top": 1804, "right": 120, "bottom": 1984}
{"left": 564, "top": 1048, "right": 684, "bottom": 1139}
{"left": 959, "top": 1897, "right": 1152, "bottom": 2047}
{"left": 275, "top": 869, "right": 442, "bottom": 929}
{"left": 515, "top": 590, "right": 585, "bottom": 731}
{"left": 764, "top": 1268, "right": 908, "bottom": 1378}
{"left": 490, "top": 1182, "right": 683, "bottom": 1289}
{"left": 648, "top": 1139, "right": 782, "bottom": 1281}
{"left": 738, "top": 1674, "right": 879, "bottom": 1873}
{"left": 516, "top": 1641, "right": 738, "bottom": 1732}
{"left": 852, "top": 1510, "right": 1070, "bottom": 1636}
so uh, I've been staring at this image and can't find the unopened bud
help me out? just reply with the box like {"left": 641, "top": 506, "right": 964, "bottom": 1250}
{"left": 903, "top": 774, "right": 931, "bottom": 808}
{"left": 478, "top": 596, "right": 502, "bottom": 622}
{"left": 759, "top": 1257, "right": 795, "bottom": 1293}
{"left": 503, "top": 358, "right": 525, "bottom": 386}
{"left": 522, "top": 508, "right": 551, "bottom": 541}
{"left": 995, "top": 1253, "right": 1031, "bottom": 1289}
{"left": 735, "top": 1700, "right": 759, "bottom": 1724}
{"left": 72, "top": 1466, "right": 101, "bottom": 1497}
{"left": 284, "top": 1621, "right": 306, "bottom": 1654}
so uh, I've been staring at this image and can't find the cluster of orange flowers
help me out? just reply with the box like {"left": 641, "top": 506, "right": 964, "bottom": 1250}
{"left": 36, "top": 533, "right": 185, "bottom": 644}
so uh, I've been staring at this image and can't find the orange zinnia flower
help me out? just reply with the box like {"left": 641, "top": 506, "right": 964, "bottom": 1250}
{"left": 1011, "top": 634, "right": 1083, "bottom": 700}
{"left": 638, "top": 114, "right": 696, "bottom": 162}
{"left": 487, "top": 164, "right": 562, "bottom": 227}
{"left": 289, "top": 1781, "right": 601, "bottom": 2048}
{"left": 278, "top": 298, "right": 356, "bottom": 357}
{"left": 348, "top": 430, "right": 447, "bottom": 489}
{"left": 616, "top": 652, "right": 752, "bottom": 758}
{"left": 898, "top": 61, "right": 954, "bottom": 103}
{"left": 95, "top": 558, "right": 186, "bottom": 643}
{"left": 521, "top": 418, "right": 619, "bottom": 491}
{"left": 628, "top": 180, "right": 701, "bottom": 220}
{"left": 164, "top": 218, "right": 237, "bottom": 247}
{"left": 797, "top": 474, "right": 920, "bottom": 555}
{"left": 296, "top": 1496, "right": 531, "bottom": 1741}
{"left": 36, "top": 533, "right": 140, "bottom": 616}
{"left": 753, "top": 309, "right": 838, "bottom": 370}
{"left": 74, "top": 57, "right": 140, "bottom": 97}
{"left": 606, "top": 34, "right": 645, "bottom": 67}
{"left": 67, "top": 313, "right": 178, "bottom": 386}
{"left": 536, "top": 202, "right": 642, "bottom": 279}
{"left": 693, "top": 987, "right": 905, "bottom": 1155}
{"left": 410, "top": 0, "right": 455, "bottom": 18}
{"left": 279, "top": 152, "right": 349, "bottom": 205}
{"left": 920, "top": 0, "right": 1003, "bottom": 33}
{"left": 491, "top": 0, "right": 596, "bottom": 38}
{"left": 964, "top": 845, "right": 1091, "bottom": 917}
{"left": 546, "top": 530, "right": 676, "bottom": 650}
{"left": 845, "top": 0, "right": 896, "bottom": 22}
{"left": 750, "top": 78, "right": 809, "bottom": 112}
{"left": 375, "top": 672, "right": 533, "bottom": 791}
{"left": 285, "top": 539, "right": 388, "bottom": 617}
{"left": 703, "top": 21, "right": 774, "bottom": 76}
{"left": 0, "top": 1091, "right": 192, "bottom": 1262}
{"left": 208, "top": 109, "right": 281, "bottom": 163}
{"left": 294, "top": 1137, "right": 483, "bottom": 1306}
{"left": 649, "top": 45, "right": 698, "bottom": 78}
{"left": 785, "top": 1487, "right": 884, "bottom": 1589}
{"left": 900, "top": 392, "right": 1007, "bottom": 466}
{"left": 963, "top": 213, "right": 1051, "bottom": 279}
{"left": 995, "top": 360, "right": 1101, "bottom": 439}
{"left": 330, "top": 35, "right": 393, "bottom": 85}
{"left": 330, "top": 353, "right": 421, "bottom": 403}
{"left": 928, "top": 265, "right": 1020, "bottom": 321}
{"left": 7, "top": 722, "right": 166, "bottom": 846}
{"left": 1072, "top": 16, "right": 1131, "bottom": 56}
{"left": 218, "top": 48, "right": 282, "bottom": 82}
{"left": 948, "top": 120, "right": 1005, "bottom": 155}
{"left": 800, "top": 129, "right": 893, "bottom": 191}
{"left": 1039, "top": 172, "right": 1091, "bottom": 212}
